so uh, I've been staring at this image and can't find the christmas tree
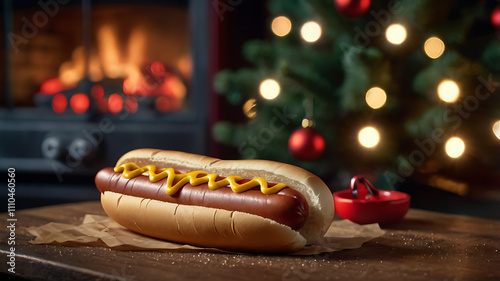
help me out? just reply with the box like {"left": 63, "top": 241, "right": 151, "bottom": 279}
{"left": 213, "top": 0, "right": 500, "bottom": 191}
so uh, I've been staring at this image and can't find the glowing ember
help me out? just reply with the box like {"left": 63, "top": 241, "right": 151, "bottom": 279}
{"left": 151, "top": 61, "right": 166, "bottom": 77}
{"left": 177, "top": 55, "right": 192, "bottom": 80}
{"left": 52, "top": 94, "right": 67, "bottom": 114}
{"left": 108, "top": 94, "right": 123, "bottom": 114}
{"left": 52, "top": 24, "right": 188, "bottom": 115}
{"left": 70, "top": 93, "right": 90, "bottom": 114}
{"left": 123, "top": 77, "right": 139, "bottom": 95}
{"left": 91, "top": 85, "right": 104, "bottom": 100}
{"left": 124, "top": 97, "right": 138, "bottom": 114}
{"left": 40, "top": 78, "right": 64, "bottom": 95}
{"left": 156, "top": 96, "right": 172, "bottom": 112}
{"left": 163, "top": 75, "right": 186, "bottom": 101}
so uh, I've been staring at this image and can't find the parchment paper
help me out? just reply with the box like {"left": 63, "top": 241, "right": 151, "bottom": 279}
{"left": 25, "top": 214, "right": 384, "bottom": 256}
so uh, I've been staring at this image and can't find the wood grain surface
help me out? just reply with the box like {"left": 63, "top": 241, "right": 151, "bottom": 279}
{"left": 1, "top": 201, "right": 499, "bottom": 281}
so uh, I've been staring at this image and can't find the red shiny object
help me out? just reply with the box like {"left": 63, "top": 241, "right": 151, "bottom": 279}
{"left": 70, "top": 93, "right": 89, "bottom": 114}
{"left": 108, "top": 94, "right": 123, "bottom": 114}
{"left": 288, "top": 127, "right": 325, "bottom": 161}
{"left": 40, "top": 78, "right": 64, "bottom": 95}
{"left": 52, "top": 93, "right": 67, "bottom": 114}
{"left": 333, "top": 176, "right": 410, "bottom": 225}
{"left": 335, "top": 0, "right": 370, "bottom": 18}
{"left": 492, "top": 6, "right": 500, "bottom": 30}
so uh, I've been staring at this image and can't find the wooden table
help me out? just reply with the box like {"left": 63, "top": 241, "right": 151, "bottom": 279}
{"left": 1, "top": 201, "right": 499, "bottom": 281}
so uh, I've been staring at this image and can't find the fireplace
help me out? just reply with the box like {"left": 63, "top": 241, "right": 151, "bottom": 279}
{"left": 0, "top": 0, "right": 211, "bottom": 207}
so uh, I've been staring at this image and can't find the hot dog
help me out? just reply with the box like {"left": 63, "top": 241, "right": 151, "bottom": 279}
{"left": 95, "top": 149, "right": 334, "bottom": 253}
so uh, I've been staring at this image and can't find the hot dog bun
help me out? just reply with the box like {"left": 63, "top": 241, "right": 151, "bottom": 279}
{"left": 99, "top": 148, "right": 334, "bottom": 253}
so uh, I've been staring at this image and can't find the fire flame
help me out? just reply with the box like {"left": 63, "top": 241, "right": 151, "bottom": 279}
{"left": 57, "top": 23, "right": 189, "bottom": 107}
{"left": 98, "top": 24, "right": 125, "bottom": 79}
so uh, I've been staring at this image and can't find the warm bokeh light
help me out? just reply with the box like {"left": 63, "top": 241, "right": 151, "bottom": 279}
{"left": 177, "top": 55, "right": 192, "bottom": 80}
{"left": 163, "top": 75, "right": 187, "bottom": 102}
{"left": 150, "top": 61, "right": 166, "bottom": 77}
{"left": 493, "top": 120, "right": 500, "bottom": 140}
{"left": 88, "top": 55, "right": 103, "bottom": 82}
{"left": 271, "top": 16, "right": 292, "bottom": 37}
{"left": 300, "top": 21, "right": 322, "bottom": 43}
{"left": 242, "top": 98, "right": 257, "bottom": 118}
{"left": 358, "top": 127, "right": 380, "bottom": 148}
{"left": 124, "top": 97, "right": 138, "bottom": 114}
{"left": 123, "top": 75, "right": 142, "bottom": 95}
{"left": 40, "top": 78, "right": 64, "bottom": 95}
{"left": 386, "top": 24, "right": 407, "bottom": 45}
{"left": 108, "top": 93, "right": 123, "bottom": 114}
{"left": 424, "top": 37, "right": 445, "bottom": 59}
{"left": 156, "top": 96, "right": 172, "bottom": 113}
{"left": 438, "top": 80, "right": 459, "bottom": 103}
{"left": 98, "top": 24, "right": 123, "bottom": 79}
{"left": 365, "top": 87, "right": 387, "bottom": 109}
{"left": 445, "top": 137, "right": 465, "bottom": 158}
{"left": 259, "top": 79, "right": 280, "bottom": 100}
{"left": 302, "top": 118, "right": 314, "bottom": 128}
{"left": 70, "top": 93, "right": 89, "bottom": 114}
{"left": 52, "top": 94, "right": 67, "bottom": 114}
{"left": 91, "top": 85, "right": 104, "bottom": 100}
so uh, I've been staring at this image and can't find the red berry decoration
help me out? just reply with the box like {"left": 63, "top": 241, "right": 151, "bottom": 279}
{"left": 288, "top": 127, "right": 325, "bottom": 161}
{"left": 335, "top": 0, "right": 370, "bottom": 18}
{"left": 492, "top": 6, "right": 500, "bottom": 31}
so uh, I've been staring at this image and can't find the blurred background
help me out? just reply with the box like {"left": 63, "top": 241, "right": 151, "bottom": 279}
{"left": 1, "top": 0, "right": 499, "bottom": 220}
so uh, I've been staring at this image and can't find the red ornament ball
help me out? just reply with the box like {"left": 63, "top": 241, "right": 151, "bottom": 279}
{"left": 335, "top": 0, "right": 370, "bottom": 18}
{"left": 492, "top": 6, "right": 500, "bottom": 31}
{"left": 288, "top": 127, "right": 325, "bottom": 161}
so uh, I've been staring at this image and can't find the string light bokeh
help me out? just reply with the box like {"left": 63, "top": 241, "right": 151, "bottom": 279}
{"left": 259, "top": 79, "right": 281, "bottom": 100}
{"left": 365, "top": 87, "right": 387, "bottom": 109}
{"left": 272, "top": 16, "right": 292, "bottom": 37}
{"left": 424, "top": 37, "right": 445, "bottom": 59}
{"left": 445, "top": 137, "right": 465, "bottom": 158}
{"left": 300, "top": 21, "right": 322, "bottom": 43}
{"left": 492, "top": 121, "right": 500, "bottom": 140}
{"left": 257, "top": 12, "right": 499, "bottom": 168}
{"left": 438, "top": 80, "right": 460, "bottom": 103}
{"left": 358, "top": 127, "right": 380, "bottom": 148}
{"left": 386, "top": 24, "right": 407, "bottom": 45}
{"left": 243, "top": 98, "right": 257, "bottom": 118}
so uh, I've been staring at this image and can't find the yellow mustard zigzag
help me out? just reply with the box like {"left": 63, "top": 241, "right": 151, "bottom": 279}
{"left": 114, "top": 163, "right": 287, "bottom": 196}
